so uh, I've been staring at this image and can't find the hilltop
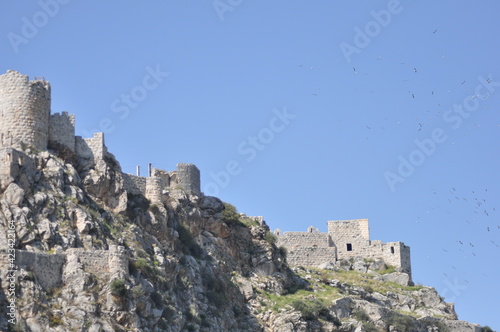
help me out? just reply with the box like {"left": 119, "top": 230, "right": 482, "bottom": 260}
{"left": 0, "top": 70, "right": 494, "bottom": 331}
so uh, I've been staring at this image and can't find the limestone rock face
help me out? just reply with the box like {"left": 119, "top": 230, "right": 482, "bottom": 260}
{"left": 82, "top": 158, "right": 128, "bottom": 213}
{"left": 0, "top": 148, "right": 490, "bottom": 331}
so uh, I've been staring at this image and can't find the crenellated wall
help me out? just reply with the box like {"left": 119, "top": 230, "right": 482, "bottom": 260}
{"left": 0, "top": 71, "right": 51, "bottom": 151}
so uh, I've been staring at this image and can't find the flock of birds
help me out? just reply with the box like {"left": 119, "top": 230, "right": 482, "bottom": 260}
{"left": 299, "top": 33, "right": 498, "bottom": 292}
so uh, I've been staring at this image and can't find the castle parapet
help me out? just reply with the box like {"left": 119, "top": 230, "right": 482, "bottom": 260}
{"left": 0, "top": 70, "right": 51, "bottom": 151}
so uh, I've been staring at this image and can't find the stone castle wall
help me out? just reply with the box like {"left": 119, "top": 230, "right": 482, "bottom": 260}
{"left": 145, "top": 177, "right": 162, "bottom": 204}
{"left": 0, "top": 71, "right": 51, "bottom": 151}
{"left": 328, "top": 219, "right": 370, "bottom": 259}
{"left": 0, "top": 148, "right": 19, "bottom": 191}
{"left": 122, "top": 163, "right": 201, "bottom": 200}
{"left": 285, "top": 247, "right": 337, "bottom": 268}
{"left": 0, "top": 69, "right": 201, "bottom": 202}
{"left": 0, "top": 250, "right": 66, "bottom": 291}
{"left": 75, "top": 133, "right": 106, "bottom": 167}
{"left": 123, "top": 173, "right": 147, "bottom": 195}
{"left": 0, "top": 247, "right": 129, "bottom": 291}
{"left": 276, "top": 219, "right": 412, "bottom": 277}
{"left": 177, "top": 163, "right": 200, "bottom": 193}
{"left": 49, "top": 112, "right": 76, "bottom": 152}
{"left": 277, "top": 232, "right": 332, "bottom": 249}
{"left": 0, "top": 148, "right": 34, "bottom": 192}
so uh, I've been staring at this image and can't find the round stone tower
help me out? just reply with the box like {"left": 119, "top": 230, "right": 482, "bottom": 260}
{"left": 0, "top": 70, "right": 51, "bottom": 151}
{"left": 176, "top": 163, "right": 201, "bottom": 194}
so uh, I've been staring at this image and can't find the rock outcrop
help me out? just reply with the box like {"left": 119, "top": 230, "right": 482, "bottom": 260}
{"left": 0, "top": 69, "right": 494, "bottom": 331}
{"left": 0, "top": 146, "right": 492, "bottom": 331}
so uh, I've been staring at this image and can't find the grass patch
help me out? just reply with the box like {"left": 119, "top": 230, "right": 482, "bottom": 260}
{"left": 110, "top": 279, "right": 127, "bottom": 297}
{"left": 221, "top": 202, "right": 240, "bottom": 225}
{"left": 259, "top": 284, "right": 341, "bottom": 314}
{"left": 264, "top": 231, "right": 277, "bottom": 245}
{"left": 240, "top": 216, "right": 261, "bottom": 227}
{"left": 378, "top": 265, "right": 397, "bottom": 274}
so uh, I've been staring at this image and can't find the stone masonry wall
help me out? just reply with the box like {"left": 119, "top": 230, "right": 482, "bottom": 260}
{"left": 0, "top": 148, "right": 19, "bottom": 191}
{"left": 49, "top": 112, "right": 76, "bottom": 152}
{"left": 277, "top": 232, "right": 332, "bottom": 249}
{"left": 145, "top": 177, "right": 162, "bottom": 204}
{"left": 151, "top": 168, "right": 170, "bottom": 188}
{"left": 328, "top": 219, "right": 370, "bottom": 259}
{"left": 122, "top": 173, "right": 147, "bottom": 196}
{"left": 75, "top": 132, "right": 106, "bottom": 167}
{"left": 66, "top": 246, "right": 129, "bottom": 280}
{"left": 0, "top": 148, "right": 34, "bottom": 194}
{"left": 285, "top": 247, "right": 337, "bottom": 267}
{"left": 0, "top": 71, "right": 51, "bottom": 151}
{"left": 276, "top": 220, "right": 412, "bottom": 277}
{"left": 122, "top": 164, "right": 201, "bottom": 200}
{"left": 0, "top": 250, "right": 66, "bottom": 291}
{"left": 0, "top": 247, "right": 129, "bottom": 293}
{"left": 176, "top": 163, "right": 200, "bottom": 193}
{"left": 83, "top": 132, "right": 106, "bottom": 160}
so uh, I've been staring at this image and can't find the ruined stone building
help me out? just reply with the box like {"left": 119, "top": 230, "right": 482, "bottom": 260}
{"left": 275, "top": 219, "right": 411, "bottom": 277}
{"left": 0, "top": 70, "right": 201, "bottom": 199}
{"left": 0, "top": 69, "right": 411, "bottom": 281}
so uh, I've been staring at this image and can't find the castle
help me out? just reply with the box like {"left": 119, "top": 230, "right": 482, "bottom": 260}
{"left": 0, "top": 70, "right": 412, "bottom": 278}
{"left": 0, "top": 70, "right": 201, "bottom": 200}
{"left": 275, "top": 219, "right": 411, "bottom": 277}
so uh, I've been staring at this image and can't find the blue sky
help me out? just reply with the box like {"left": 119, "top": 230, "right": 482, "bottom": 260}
{"left": 1, "top": 1, "right": 499, "bottom": 329}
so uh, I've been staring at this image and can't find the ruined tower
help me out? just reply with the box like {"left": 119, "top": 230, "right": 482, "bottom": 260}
{"left": 176, "top": 163, "right": 201, "bottom": 193}
{"left": 0, "top": 70, "right": 51, "bottom": 151}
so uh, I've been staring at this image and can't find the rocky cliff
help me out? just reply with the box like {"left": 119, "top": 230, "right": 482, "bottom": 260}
{"left": 0, "top": 146, "right": 493, "bottom": 331}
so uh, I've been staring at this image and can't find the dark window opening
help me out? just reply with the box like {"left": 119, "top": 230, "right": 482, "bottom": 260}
{"left": 390, "top": 246, "right": 395, "bottom": 254}
{"left": 346, "top": 243, "right": 352, "bottom": 251}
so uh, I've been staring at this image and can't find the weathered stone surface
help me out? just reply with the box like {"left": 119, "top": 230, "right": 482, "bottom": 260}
{"left": 377, "top": 272, "right": 412, "bottom": 286}
{"left": 0, "top": 70, "right": 489, "bottom": 332}
{"left": 2, "top": 182, "right": 24, "bottom": 206}
{"left": 199, "top": 195, "right": 225, "bottom": 214}
{"left": 276, "top": 220, "right": 412, "bottom": 280}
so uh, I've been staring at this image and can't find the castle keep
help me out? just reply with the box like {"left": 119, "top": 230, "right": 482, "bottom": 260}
{"left": 275, "top": 219, "right": 411, "bottom": 277}
{"left": 0, "top": 70, "right": 201, "bottom": 197}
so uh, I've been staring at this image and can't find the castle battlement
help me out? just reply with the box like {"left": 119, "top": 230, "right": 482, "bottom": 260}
{"left": 123, "top": 163, "right": 201, "bottom": 202}
{"left": 0, "top": 70, "right": 51, "bottom": 151}
{"left": 0, "top": 70, "right": 410, "bottom": 282}
{"left": 276, "top": 219, "right": 412, "bottom": 278}
{"left": 0, "top": 70, "right": 202, "bottom": 199}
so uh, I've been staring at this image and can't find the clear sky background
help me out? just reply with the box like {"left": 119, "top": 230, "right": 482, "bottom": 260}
{"left": 1, "top": 1, "right": 499, "bottom": 329}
